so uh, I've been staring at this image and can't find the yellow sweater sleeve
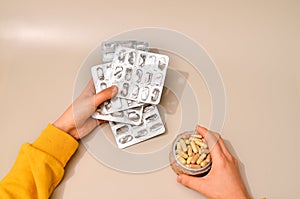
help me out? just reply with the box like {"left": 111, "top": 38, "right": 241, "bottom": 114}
{"left": 0, "top": 124, "right": 79, "bottom": 199}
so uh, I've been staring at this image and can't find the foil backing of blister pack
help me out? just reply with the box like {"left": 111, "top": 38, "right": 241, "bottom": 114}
{"left": 91, "top": 63, "right": 143, "bottom": 114}
{"left": 92, "top": 106, "right": 143, "bottom": 126}
{"left": 111, "top": 47, "right": 169, "bottom": 104}
{"left": 102, "top": 40, "right": 149, "bottom": 63}
{"left": 109, "top": 104, "right": 165, "bottom": 149}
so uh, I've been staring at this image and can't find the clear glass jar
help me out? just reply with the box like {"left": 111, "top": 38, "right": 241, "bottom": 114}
{"left": 169, "top": 131, "right": 212, "bottom": 176}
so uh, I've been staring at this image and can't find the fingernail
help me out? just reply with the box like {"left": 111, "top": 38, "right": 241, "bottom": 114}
{"left": 112, "top": 86, "right": 118, "bottom": 95}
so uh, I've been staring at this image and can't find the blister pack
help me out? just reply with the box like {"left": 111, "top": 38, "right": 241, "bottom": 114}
{"left": 91, "top": 63, "right": 143, "bottom": 114}
{"left": 109, "top": 104, "right": 165, "bottom": 149}
{"left": 111, "top": 47, "right": 169, "bottom": 104}
{"left": 92, "top": 106, "right": 143, "bottom": 126}
{"left": 102, "top": 40, "right": 149, "bottom": 63}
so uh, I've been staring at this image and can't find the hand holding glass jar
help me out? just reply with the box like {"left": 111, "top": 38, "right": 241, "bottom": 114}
{"left": 175, "top": 126, "right": 251, "bottom": 199}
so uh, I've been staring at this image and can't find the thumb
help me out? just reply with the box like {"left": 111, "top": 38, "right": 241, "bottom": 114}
{"left": 177, "top": 174, "right": 205, "bottom": 193}
{"left": 94, "top": 85, "right": 118, "bottom": 107}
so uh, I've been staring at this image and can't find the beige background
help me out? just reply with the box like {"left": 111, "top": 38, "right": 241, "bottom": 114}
{"left": 1, "top": 0, "right": 299, "bottom": 198}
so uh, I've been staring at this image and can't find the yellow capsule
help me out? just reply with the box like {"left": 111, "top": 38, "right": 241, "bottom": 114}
{"left": 200, "top": 160, "right": 208, "bottom": 167}
{"left": 196, "top": 153, "right": 207, "bottom": 165}
{"left": 190, "top": 140, "right": 198, "bottom": 153}
{"left": 176, "top": 149, "right": 188, "bottom": 159}
{"left": 191, "top": 134, "right": 203, "bottom": 139}
{"left": 178, "top": 156, "right": 186, "bottom": 165}
{"left": 194, "top": 138, "right": 203, "bottom": 146}
{"left": 179, "top": 139, "right": 188, "bottom": 152}
{"left": 176, "top": 142, "right": 182, "bottom": 151}
{"left": 186, "top": 156, "right": 193, "bottom": 164}
{"left": 185, "top": 138, "right": 190, "bottom": 145}
{"left": 187, "top": 145, "right": 193, "bottom": 156}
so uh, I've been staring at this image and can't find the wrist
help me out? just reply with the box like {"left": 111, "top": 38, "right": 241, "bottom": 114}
{"left": 53, "top": 118, "right": 78, "bottom": 140}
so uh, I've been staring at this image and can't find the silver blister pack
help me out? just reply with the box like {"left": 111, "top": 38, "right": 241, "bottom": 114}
{"left": 102, "top": 40, "right": 149, "bottom": 63}
{"left": 109, "top": 104, "right": 165, "bottom": 149}
{"left": 111, "top": 47, "right": 169, "bottom": 104}
{"left": 91, "top": 63, "right": 143, "bottom": 114}
{"left": 92, "top": 106, "right": 143, "bottom": 126}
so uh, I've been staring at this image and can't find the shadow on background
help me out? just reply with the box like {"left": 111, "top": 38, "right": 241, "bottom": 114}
{"left": 223, "top": 139, "right": 253, "bottom": 198}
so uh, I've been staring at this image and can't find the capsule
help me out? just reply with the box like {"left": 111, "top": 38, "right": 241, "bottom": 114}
{"left": 196, "top": 153, "right": 207, "bottom": 165}
{"left": 186, "top": 156, "right": 193, "bottom": 164}
{"left": 187, "top": 145, "right": 193, "bottom": 156}
{"left": 178, "top": 156, "right": 186, "bottom": 165}
{"left": 176, "top": 149, "right": 188, "bottom": 159}
{"left": 179, "top": 139, "right": 187, "bottom": 152}
{"left": 200, "top": 160, "right": 208, "bottom": 167}
{"left": 190, "top": 140, "right": 198, "bottom": 153}
{"left": 191, "top": 153, "right": 199, "bottom": 164}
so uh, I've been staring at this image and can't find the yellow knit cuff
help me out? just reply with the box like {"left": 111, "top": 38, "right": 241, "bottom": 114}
{"left": 32, "top": 124, "right": 79, "bottom": 167}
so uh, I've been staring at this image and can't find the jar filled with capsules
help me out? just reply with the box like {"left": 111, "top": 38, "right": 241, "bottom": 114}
{"left": 169, "top": 131, "right": 212, "bottom": 176}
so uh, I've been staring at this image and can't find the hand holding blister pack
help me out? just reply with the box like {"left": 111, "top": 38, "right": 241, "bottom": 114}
{"left": 91, "top": 40, "right": 169, "bottom": 149}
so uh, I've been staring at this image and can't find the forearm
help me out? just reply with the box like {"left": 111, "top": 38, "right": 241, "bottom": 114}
{"left": 0, "top": 124, "right": 78, "bottom": 199}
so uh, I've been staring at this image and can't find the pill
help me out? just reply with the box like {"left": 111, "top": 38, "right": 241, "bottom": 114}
{"left": 185, "top": 139, "right": 190, "bottom": 145}
{"left": 190, "top": 140, "right": 198, "bottom": 153}
{"left": 186, "top": 156, "right": 193, "bottom": 164}
{"left": 179, "top": 139, "right": 187, "bottom": 152}
{"left": 178, "top": 156, "right": 186, "bottom": 165}
{"left": 194, "top": 138, "right": 203, "bottom": 146}
{"left": 196, "top": 153, "right": 207, "bottom": 165}
{"left": 176, "top": 149, "right": 188, "bottom": 159}
{"left": 187, "top": 145, "right": 193, "bottom": 156}
{"left": 201, "top": 143, "right": 208, "bottom": 149}
{"left": 191, "top": 134, "right": 203, "bottom": 139}
{"left": 176, "top": 142, "right": 182, "bottom": 151}
{"left": 200, "top": 160, "right": 208, "bottom": 167}
{"left": 191, "top": 153, "right": 199, "bottom": 164}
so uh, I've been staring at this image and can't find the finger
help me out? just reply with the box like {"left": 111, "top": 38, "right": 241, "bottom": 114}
{"left": 196, "top": 125, "right": 224, "bottom": 160}
{"left": 177, "top": 174, "right": 205, "bottom": 193}
{"left": 94, "top": 85, "right": 118, "bottom": 107}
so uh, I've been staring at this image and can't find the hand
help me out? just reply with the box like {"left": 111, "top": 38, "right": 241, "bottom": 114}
{"left": 53, "top": 80, "right": 118, "bottom": 140}
{"left": 177, "top": 125, "right": 251, "bottom": 199}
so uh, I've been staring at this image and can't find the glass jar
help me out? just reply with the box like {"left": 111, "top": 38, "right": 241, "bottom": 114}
{"left": 169, "top": 131, "right": 212, "bottom": 176}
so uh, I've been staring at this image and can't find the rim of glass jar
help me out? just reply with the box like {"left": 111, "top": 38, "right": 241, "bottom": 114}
{"left": 172, "top": 131, "right": 212, "bottom": 173}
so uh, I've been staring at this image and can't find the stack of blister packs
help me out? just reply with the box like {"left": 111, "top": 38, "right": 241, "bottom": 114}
{"left": 91, "top": 40, "right": 169, "bottom": 149}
